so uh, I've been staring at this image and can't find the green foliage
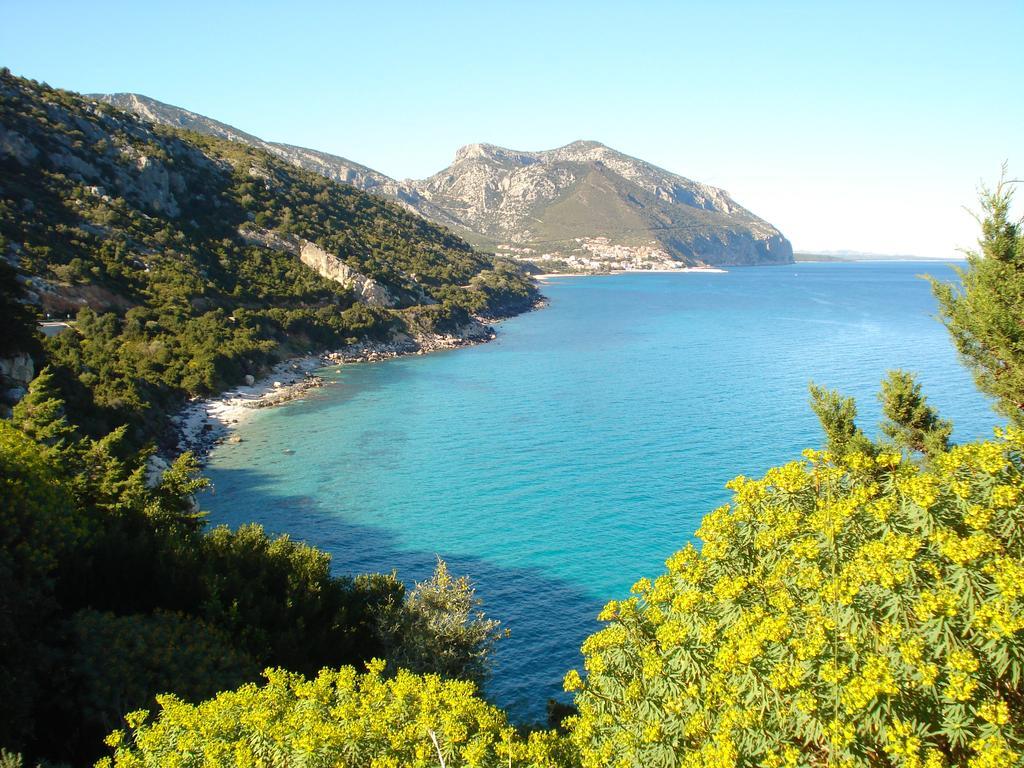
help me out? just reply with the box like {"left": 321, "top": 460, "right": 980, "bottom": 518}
{"left": 0, "top": 422, "right": 77, "bottom": 751}
{"left": 879, "top": 370, "right": 953, "bottom": 460}
{"left": 100, "top": 664, "right": 574, "bottom": 768}
{"left": 402, "top": 302, "right": 473, "bottom": 336}
{"left": 1, "top": 399, "right": 510, "bottom": 763}
{"left": 566, "top": 429, "right": 1024, "bottom": 767}
{"left": 932, "top": 176, "right": 1024, "bottom": 425}
{"left": 808, "top": 382, "right": 875, "bottom": 458}
{"left": 67, "top": 610, "right": 256, "bottom": 749}
{"left": 435, "top": 261, "right": 540, "bottom": 318}
{"left": 0, "top": 260, "right": 41, "bottom": 358}
{"left": 10, "top": 367, "right": 76, "bottom": 448}
{"left": 197, "top": 524, "right": 398, "bottom": 675}
{"left": 0, "top": 750, "right": 54, "bottom": 768}
{"left": 379, "top": 559, "right": 507, "bottom": 687}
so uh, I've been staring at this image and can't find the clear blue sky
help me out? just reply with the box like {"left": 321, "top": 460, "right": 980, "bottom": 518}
{"left": 3, "top": 0, "right": 1021, "bottom": 256}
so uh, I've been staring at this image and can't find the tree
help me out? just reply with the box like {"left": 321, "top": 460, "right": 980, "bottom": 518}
{"left": 65, "top": 609, "right": 255, "bottom": 750}
{"left": 0, "top": 260, "right": 41, "bottom": 359}
{"left": 197, "top": 523, "right": 402, "bottom": 675}
{"left": 808, "top": 382, "right": 875, "bottom": 458}
{"left": 0, "top": 421, "right": 77, "bottom": 751}
{"left": 379, "top": 559, "right": 507, "bottom": 686}
{"left": 878, "top": 369, "right": 953, "bottom": 460}
{"left": 932, "top": 174, "right": 1024, "bottom": 424}
{"left": 10, "top": 367, "right": 76, "bottom": 448}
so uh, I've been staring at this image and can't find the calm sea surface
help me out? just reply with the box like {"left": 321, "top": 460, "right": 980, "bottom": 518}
{"left": 202, "top": 261, "right": 997, "bottom": 721}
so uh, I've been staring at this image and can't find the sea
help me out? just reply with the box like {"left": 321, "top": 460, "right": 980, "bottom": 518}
{"left": 201, "top": 261, "right": 998, "bottom": 723}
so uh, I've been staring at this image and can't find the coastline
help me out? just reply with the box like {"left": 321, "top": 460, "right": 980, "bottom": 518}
{"left": 171, "top": 266, "right": 730, "bottom": 462}
{"left": 170, "top": 325, "right": 502, "bottom": 462}
{"left": 534, "top": 267, "right": 727, "bottom": 281}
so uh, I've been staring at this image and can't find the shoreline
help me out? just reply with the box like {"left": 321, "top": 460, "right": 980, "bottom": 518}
{"left": 169, "top": 325, "right": 503, "bottom": 462}
{"left": 534, "top": 267, "right": 728, "bottom": 281}
{"left": 169, "top": 265, "right": 730, "bottom": 462}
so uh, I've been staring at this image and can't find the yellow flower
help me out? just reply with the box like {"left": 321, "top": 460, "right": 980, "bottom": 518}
{"left": 597, "top": 600, "right": 618, "bottom": 622}
{"left": 977, "top": 699, "right": 1010, "bottom": 726}
{"left": 990, "top": 484, "right": 1019, "bottom": 508}
{"left": 563, "top": 669, "right": 583, "bottom": 692}
{"left": 948, "top": 647, "right": 979, "bottom": 673}
{"left": 630, "top": 577, "right": 652, "bottom": 595}
{"left": 944, "top": 671, "right": 978, "bottom": 702}
{"left": 969, "top": 735, "right": 1020, "bottom": 768}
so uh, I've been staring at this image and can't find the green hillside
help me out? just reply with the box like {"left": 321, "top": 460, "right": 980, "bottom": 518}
{"left": 0, "top": 69, "right": 536, "bottom": 439}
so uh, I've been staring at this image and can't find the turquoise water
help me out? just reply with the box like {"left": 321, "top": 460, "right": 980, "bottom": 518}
{"left": 202, "top": 262, "right": 997, "bottom": 721}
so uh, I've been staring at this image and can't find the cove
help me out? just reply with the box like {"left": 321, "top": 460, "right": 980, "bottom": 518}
{"left": 202, "top": 261, "right": 997, "bottom": 721}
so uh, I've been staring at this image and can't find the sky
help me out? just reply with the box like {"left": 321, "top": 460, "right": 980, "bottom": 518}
{"left": 2, "top": 0, "right": 1021, "bottom": 257}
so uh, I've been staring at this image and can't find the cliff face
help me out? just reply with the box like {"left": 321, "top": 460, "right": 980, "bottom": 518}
{"left": 237, "top": 227, "right": 397, "bottom": 307}
{"left": 4, "top": 75, "right": 519, "bottom": 318}
{"left": 95, "top": 94, "right": 793, "bottom": 270}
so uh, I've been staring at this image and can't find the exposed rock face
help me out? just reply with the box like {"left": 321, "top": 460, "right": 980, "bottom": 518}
{"left": 0, "top": 124, "right": 39, "bottom": 165}
{"left": 97, "top": 94, "right": 793, "bottom": 268}
{"left": 0, "top": 353, "right": 34, "bottom": 386}
{"left": 238, "top": 227, "right": 396, "bottom": 307}
{"left": 298, "top": 241, "right": 395, "bottom": 307}
{"left": 0, "top": 352, "right": 34, "bottom": 406}
{"left": 3, "top": 92, "right": 218, "bottom": 223}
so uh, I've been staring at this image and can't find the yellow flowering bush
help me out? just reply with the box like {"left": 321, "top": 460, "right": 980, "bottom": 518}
{"left": 99, "top": 662, "right": 574, "bottom": 767}
{"left": 566, "top": 429, "right": 1024, "bottom": 768}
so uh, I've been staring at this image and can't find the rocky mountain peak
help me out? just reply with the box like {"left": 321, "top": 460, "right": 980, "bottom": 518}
{"left": 451, "top": 142, "right": 538, "bottom": 167}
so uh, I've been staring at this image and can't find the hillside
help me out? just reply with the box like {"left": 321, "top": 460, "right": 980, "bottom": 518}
{"left": 1, "top": 70, "right": 536, "bottom": 438}
{"left": 97, "top": 92, "right": 466, "bottom": 230}
{"left": 96, "top": 93, "right": 792, "bottom": 270}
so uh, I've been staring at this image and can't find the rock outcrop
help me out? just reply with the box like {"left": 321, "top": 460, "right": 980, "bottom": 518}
{"left": 0, "top": 352, "right": 34, "bottom": 406}
{"left": 238, "top": 227, "right": 396, "bottom": 307}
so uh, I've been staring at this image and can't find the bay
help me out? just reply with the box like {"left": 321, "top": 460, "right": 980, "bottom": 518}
{"left": 202, "top": 261, "right": 997, "bottom": 721}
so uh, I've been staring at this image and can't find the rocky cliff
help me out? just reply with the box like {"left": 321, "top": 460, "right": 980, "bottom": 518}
{"left": 237, "top": 227, "right": 397, "bottom": 307}
{"left": 2, "top": 70, "right": 537, "bottom": 436}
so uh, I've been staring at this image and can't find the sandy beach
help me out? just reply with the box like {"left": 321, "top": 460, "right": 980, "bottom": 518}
{"left": 171, "top": 354, "right": 329, "bottom": 458}
{"left": 169, "top": 324, "right": 502, "bottom": 461}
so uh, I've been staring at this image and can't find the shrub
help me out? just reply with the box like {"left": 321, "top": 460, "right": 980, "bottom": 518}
{"left": 99, "top": 664, "right": 574, "bottom": 768}
{"left": 566, "top": 431, "right": 1024, "bottom": 768}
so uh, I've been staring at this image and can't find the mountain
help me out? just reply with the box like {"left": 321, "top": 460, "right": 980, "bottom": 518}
{"left": 414, "top": 141, "right": 792, "bottom": 269}
{"left": 94, "top": 94, "right": 792, "bottom": 269}
{"left": 1, "top": 71, "right": 536, "bottom": 436}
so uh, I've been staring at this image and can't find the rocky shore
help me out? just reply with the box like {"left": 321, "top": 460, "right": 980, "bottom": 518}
{"left": 170, "top": 323, "right": 499, "bottom": 462}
